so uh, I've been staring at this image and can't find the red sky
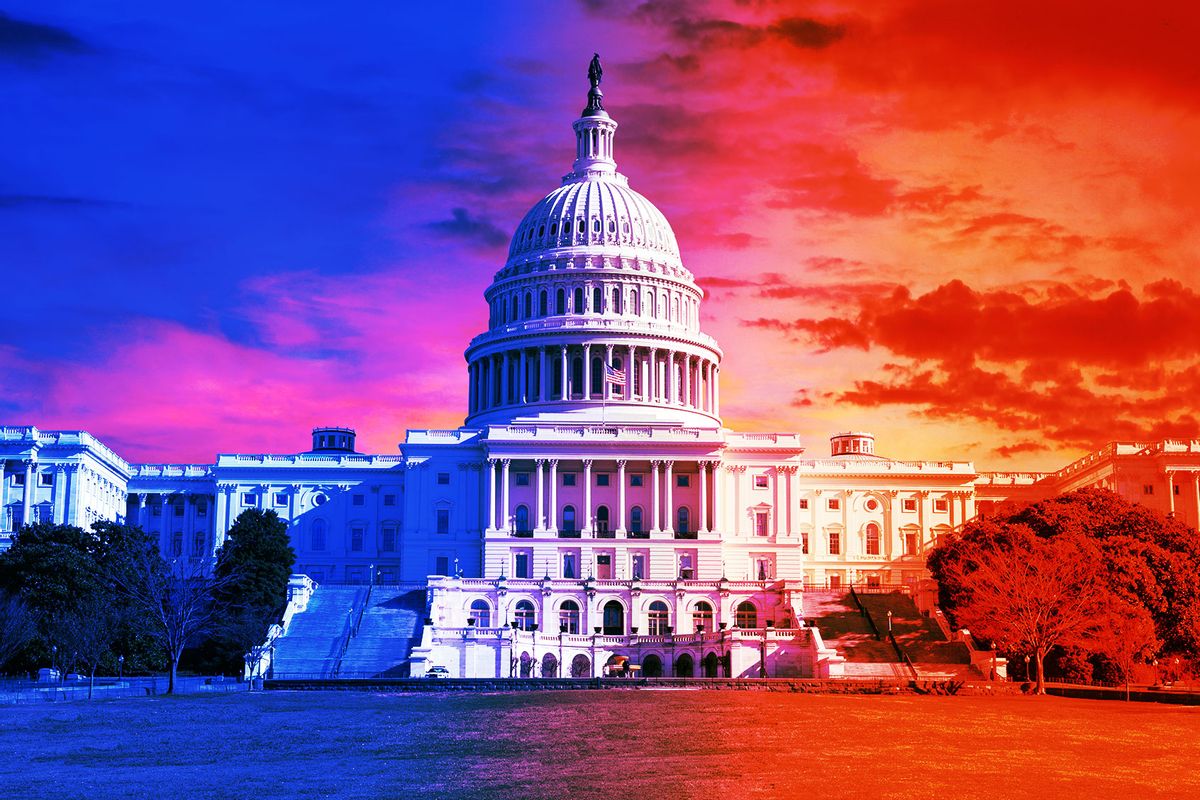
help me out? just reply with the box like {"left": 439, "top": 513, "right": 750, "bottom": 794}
{"left": 3, "top": 1, "right": 1199, "bottom": 470}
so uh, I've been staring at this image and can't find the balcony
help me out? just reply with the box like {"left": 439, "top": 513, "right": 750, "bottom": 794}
{"left": 673, "top": 530, "right": 698, "bottom": 540}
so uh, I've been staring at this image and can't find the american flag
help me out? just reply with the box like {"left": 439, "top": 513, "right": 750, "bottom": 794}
{"left": 604, "top": 364, "right": 626, "bottom": 386}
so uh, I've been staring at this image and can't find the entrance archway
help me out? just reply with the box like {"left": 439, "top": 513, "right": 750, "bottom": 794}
{"left": 702, "top": 652, "right": 719, "bottom": 678}
{"left": 519, "top": 652, "right": 533, "bottom": 678}
{"left": 675, "top": 653, "right": 694, "bottom": 678}
{"left": 642, "top": 654, "right": 663, "bottom": 677}
{"left": 541, "top": 653, "right": 558, "bottom": 678}
{"left": 570, "top": 654, "right": 591, "bottom": 678}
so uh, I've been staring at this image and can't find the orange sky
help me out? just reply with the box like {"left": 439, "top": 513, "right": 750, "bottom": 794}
{"left": 4, "top": 2, "right": 1198, "bottom": 470}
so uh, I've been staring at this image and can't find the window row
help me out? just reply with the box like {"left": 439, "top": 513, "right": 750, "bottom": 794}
{"left": 469, "top": 597, "right": 769, "bottom": 634}
{"left": 488, "top": 284, "right": 699, "bottom": 329}
{"left": 306, "top": 520, "right": 406, "bottom": 552}
{"left": 508, "top": 504, "right": 696, "bottom": 535}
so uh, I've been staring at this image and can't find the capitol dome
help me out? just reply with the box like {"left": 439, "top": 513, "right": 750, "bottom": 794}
{"left": 463, "top": 57, "right": 723, "bottom": 429}
{"left": 506, "top": 177, "right": 683, "bottom": 270}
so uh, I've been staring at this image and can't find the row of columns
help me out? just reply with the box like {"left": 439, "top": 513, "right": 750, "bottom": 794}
{"left": 489, "top": 280, "right": 700, "bottom": 332}
{"left": 468, "top": 343, "right": 719, "bottom": 415}
{"left": 1166, "top": 469, "right": 1200, "bottom": 523}
{"left": 483, "top": 458, "right": 719, "bottom": 537}
{"left": 0, "top": 460, "right": 86, "bottom": 530}
{"left": 129, "top": 491, "right": 214, "bottom": 558}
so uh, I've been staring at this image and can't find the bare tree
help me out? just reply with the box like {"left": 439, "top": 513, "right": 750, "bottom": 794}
{"left": 55, "top": 595, "right": 124, "bottom": 699}
{"left": 1096, "top": 600, "right": 1158, "bottom": 701}
{"left": 0, "top": 591, "right": 35, "bottom": 673}
{"left": 109, "top": 549, "right": 235, "bottom": 694}
{"left": 941, "top": 534, "right": 1111, "bottom": 694}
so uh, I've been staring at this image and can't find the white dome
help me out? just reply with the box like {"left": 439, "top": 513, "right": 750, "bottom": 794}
{"left": 506, "top": 177, "right": 682, "bottom": 269}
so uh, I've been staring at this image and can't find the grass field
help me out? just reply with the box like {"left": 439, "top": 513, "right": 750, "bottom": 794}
{"left": 2, "top": 690, "right": 1198, "bottom": 799}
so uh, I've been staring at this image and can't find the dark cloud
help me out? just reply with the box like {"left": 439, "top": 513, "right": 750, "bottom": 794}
{"left": 425, "top": 208, "right": 509, "bottom": 248}
{"left": 768, "top": 17, "right": 847, "bottom": 50}
{"left": 0, "top": 12, "right": 89, "bottom": 60}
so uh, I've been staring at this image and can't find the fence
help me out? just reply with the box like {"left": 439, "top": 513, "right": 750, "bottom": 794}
{"left": 0, "top": 675, "right": 247, "bottom": 704}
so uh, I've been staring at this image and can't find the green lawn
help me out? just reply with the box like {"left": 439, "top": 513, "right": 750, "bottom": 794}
{"left": 3, "top": 690, "right": 1197, "bottom": 799}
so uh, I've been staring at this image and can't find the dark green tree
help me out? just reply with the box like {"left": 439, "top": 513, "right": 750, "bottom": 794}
{"left": 206, "top": 509, "right": 295, "bottom": 673}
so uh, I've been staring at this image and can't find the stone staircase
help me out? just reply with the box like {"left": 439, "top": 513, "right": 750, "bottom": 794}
{"left": 338, "top": 589, "right": 428, "bottom": 678}
{"left": 271, "top": 585, "right": 367, "bottom": 678}
{"left": 856, "top": 591, "right": 980, "bottom": 680}
{"left": 802, "top": 591, "right": 904, "bottom": 665}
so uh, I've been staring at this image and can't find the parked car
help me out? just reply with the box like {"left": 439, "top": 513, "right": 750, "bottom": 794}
{"left": 424, "top": 666, "right": 450, "bottom": 679}
{"left": 37, "top": 668, "right": 60, "bottom": 683}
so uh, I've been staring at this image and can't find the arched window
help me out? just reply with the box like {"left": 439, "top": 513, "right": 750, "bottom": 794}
{"left": 571, "top": 654, "right": 591, "bottom": 678}
{"left": 574, "top": 287, "right": 585, "bottom": 314}
{"left": 562, "top": 505, "right": 577, "bottom": 534}
{"left": 672, "top": 296, "right": 679, "bottom": 321}
{"left": 590, "top": 356, "right": 602, "bottom": 397}
{"left": 630, "top": 506, "right": 644, "bottom": 535}
{"left": 514, "top": 599, "right": 536, "bottom": 631}
{"left": 593, "top": 286, "right": 602, "bottom": 313}
{"left": 556, "top": 288, "right": 566, "bottom": 315}
{"left": 539, "top": 290, "right": 548, "bottom": 316}
{"left": 642, "top": 654, "right": 663, "bottom": 677}
{"left": 559, "top": 600, "right": 580, "bottom": 634}
{"left": 631, "top": 292, "right": 640, "bottom": 315}
{"left": 692, "top": 601, "right": 714, "bottom": 633}
{"left": 571, "top": 356, "right": 584, "bottom": 398}
{"left": 550, "top": 222, "right": 557, "bottom": 236}
{"left": 612, "top": 287, "right": 621, "bottom": 313}
{"left": 735, "top": 601, "right": 758, "bottom": 629}
{"left": 511, "top": 295, "right": 519, "bottom": 321}
{"left": 553, "top": 358, "right": 564, "bottom": 397}
{"left": 523, "top": 291, "right": 532, "bottom": 319}
{"left": 469, "top": 599, "right": 491, "bottom": 628}
{"left": 602, "top": 600, "right": 624, "bottom": 635}
{"left": 648, "top": 600, "right": 670, "bottom": 635}
{"left": 865, "top": 522, "right": 881, "bottom": 556}
{"left": 515, "top": 504, "right": 530, "bottom": 535}
{"left": 592, "top": 217, "right": 601, "bottom": 233}
{"left": 677, "top": 507, "right": 689, "bottom": 534}
{"left": 311, "top": 519, "right": 327, "bottom": 551}
{"left": 595, "top": 505, "right": 610, "bottom": 534}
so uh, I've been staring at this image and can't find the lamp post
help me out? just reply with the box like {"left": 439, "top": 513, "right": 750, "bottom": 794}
{"left": 117, "top": 655, "right": 125, "bottom": 682}
{"left": 990, "top": 644, "right": 997, "bottom": 682}
{"left": 1024, "top": 654, "right": 1031, "bottom": 683}
{"left": 51, "top": 645, "right": 58, "bottom": 679}
{"left": 887, "top": 610, "right": 893, "bottom": 635}
{"left": 718, "top": 622, "right": 728, "bottom": 678}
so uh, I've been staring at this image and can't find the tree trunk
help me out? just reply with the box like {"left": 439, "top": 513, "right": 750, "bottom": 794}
{"left": 169, "top": 652, "right": 180, "bottom": 694}
{"left": 88, "top": 668, "right": 95, "bottom": 701}
{"left": 1036, "top": 647, "right": 1046, "bottom": 695}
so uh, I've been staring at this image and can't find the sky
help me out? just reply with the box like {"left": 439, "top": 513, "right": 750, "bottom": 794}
{"left": 1, "top": 1, "right": 1198, "bottom": 471}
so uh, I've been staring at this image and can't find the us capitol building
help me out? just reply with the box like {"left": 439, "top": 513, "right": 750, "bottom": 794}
{"left": 4, "top": 62, "right": 1198, "bottom": 679}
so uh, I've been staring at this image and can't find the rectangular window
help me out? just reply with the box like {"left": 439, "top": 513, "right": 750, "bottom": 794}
{"left": 436, "top": 509, "right": 450, "bottom": 534}
{"left": 676, "top": 475, "right": 690, "bottom": 488}
{"left": 678, "top": 553, "right": 694, "bottom": 581}
{"left": 312, "top": 528, "right": 326, "bottom": 551}
{"left": 384, "top": 494, "right": 396, "bottom": 506}
{"left": 905, "top": 532, "right": 919, "bottom": 556}
{"left": 437, "top": 472, "right": 450, "bottom": 485}
{"left": 274, "top": 492, "right": 287, "bottom": 507}
{"left": 12, "top": 474, "right": 25, "bottom": 486}
{"left": 437, "top": 556, "right": 450, "bottom": 576}
{"left": 1174, "top": 484, "right": 1181, "bottom": 495}
{"left": 196, "top": 501, "right": 207, "bottom": 517}
{"left": 352, "top": 494, "right": 365, "bottom": 506}
{"left": 1143, "top": 485, "right": 1154, "bottom": 495}
{"left": 798, "top": 499, "right": 809, "bottom": 510}
{"left": 562, "top": 473, "right": 577, "bottom": 486}
{"left": 382, "top": 525, "right": 397, "bottom": 552}
{"left": 828, "top": 498, "right": 840, "bottom": 511}
{"left": 242, "top": 493, "right": 257, "bottom": 506}
{"left": 755, "top": 511, "right": 769, "bottom": 536}
{"left": 38, "top": 473, "right": 53, "bottom": 487}
{"left": 801, "top": 531, "right": 809, "bottom": 555}
{"left": 350, "top": 526, "right": 364, "bottom": 552}
{"left": 631, "top": 554, "right": 646, "bottom": 580}
{"left": 173, "top": 503, "right": 184, "bottom": 517}
{"left": 828, "top": 532, "right": 841, "bottom": 555}
{"left": 596, "top": 554, "right": 612, "bottom": 580}
{"left": 829, "top": 574, "right": 841, "bottom": 590}
{"left": 903, "top": 499, "right": 917, "bottom": 512}
{"left": 515, "top": 553, "right": 531, "bottom": 579}
{"left": 754, "top": 475, "right": 769, "bottom": 489}
{"left": 755, "top": 558, "right": 772, "bottom": 581}
{"left": 934, "top": 499, "right": 948, "bottom": 512}
{"left": 171, "top": 532, "right": 183, "bottom": 558}
{"left": 192, "top": 530, "right": 206, "bottom": 556}
{"left": 562, "top": 553, "right": 578, "bottom": 580}
{"left": 152, "top": 503, "right": 162, "bottom": 516}
{"left": 515, "top": 473, "right": 530, "bottom": 487}
{"left": 596, "top": 473, "right": 610, "bottom": 487}
{"left": 630, "top": 474, "right": 644, "bottom": 487}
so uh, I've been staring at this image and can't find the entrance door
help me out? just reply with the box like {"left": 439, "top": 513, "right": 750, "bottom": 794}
{"left": 602, "top": 600, "right": 624, "bottom": 635}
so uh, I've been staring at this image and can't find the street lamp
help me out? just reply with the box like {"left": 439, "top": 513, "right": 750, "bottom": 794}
{"left": 1024, "top": 654, "right": 1031, "bottom": 683}
{"left": 118, "top": 655, "right": 125, "bottom": 682}
{"left": 887, "top": 610, "right": 893, "bottom": 635}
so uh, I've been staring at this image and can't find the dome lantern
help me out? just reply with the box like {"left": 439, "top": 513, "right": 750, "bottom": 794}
{"left": 569, "top": 53, "right": 618, "bottom": 178}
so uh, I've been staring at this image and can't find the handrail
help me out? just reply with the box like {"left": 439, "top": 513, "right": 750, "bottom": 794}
{"left": 848, "top": 586, "right": 882, "bottom": 641}
{"left": 331, "top": 587, "right": 369, "bottom": 678}
{"left": 888, "top": 631, "right": 920, "bottom": 681}
{"left": 351, "top": 583, "right": 373, "bottom": 638}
